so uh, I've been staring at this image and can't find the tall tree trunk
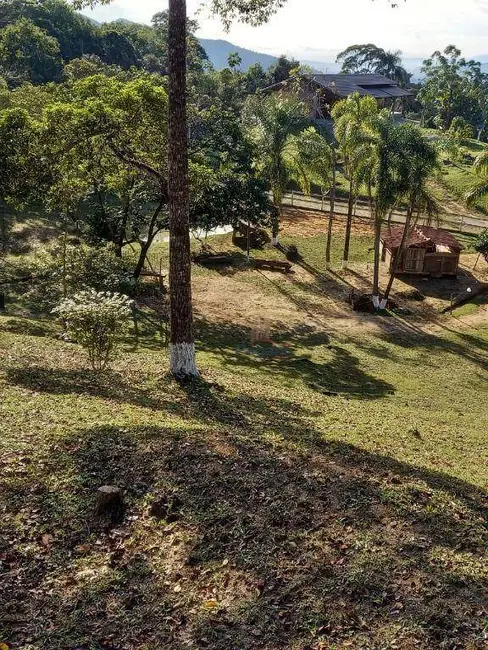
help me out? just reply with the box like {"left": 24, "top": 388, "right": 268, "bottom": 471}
{"left": 271, "top": 188, "right": 281, "bottom": 246}
{"left": 133, "top": 201, "right": 164, "bottom": 279}
{"left": 168, "top": 0, "right": 198, "bottom": 377}
{"left": 342, "top": 179, "right": 354, "bottom": 269}
{"left": 115, "top": 187, "right": 133, "bottom": 258}
{"left": 372, "top": 210, "right": 382, "bottom": 309}
{"left": 325, "top": 150, "right": 336, "bottom": 270}
{"left": 383, "top": 205, "right": 413, "bottom": 301}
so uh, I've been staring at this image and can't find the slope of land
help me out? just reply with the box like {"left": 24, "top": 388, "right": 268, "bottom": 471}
{"left": 1, "top": 214, "right": 487, "bottom": 650}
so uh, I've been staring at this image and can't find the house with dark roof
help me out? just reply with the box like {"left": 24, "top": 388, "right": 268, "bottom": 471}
{"left": 272, "top": 73, "right": 412, "bottom": 119}
{"left": 381, "top": 225, "right": 463, "bottom": 277}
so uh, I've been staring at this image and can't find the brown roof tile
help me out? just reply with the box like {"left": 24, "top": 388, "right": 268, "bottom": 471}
{"left": 381, "top": 225, "right": 463, "bottom": 251}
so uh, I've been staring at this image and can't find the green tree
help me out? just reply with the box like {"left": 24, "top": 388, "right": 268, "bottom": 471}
{"left": 466, "top": 151, "right": 488, "bottom": 208}
{"left": 243, "top": 62, "right": 267, "bottom": 94}
{"left": 448, "top": 115, "right": 476, "bottom": 143}
{"left": 266, "top": 54, "right": 300, "bottom": 86}
{"left": 382, "top": 124, "right": 439, "bottom": 300}
{"left": 418, "top": 46, "right": 488, "bottom": 130}
{"left": 42, "top": 74, "right": 170, "bottom": 277}
{"left": 151, "top": 10, "right": 209, "bottom": 74}
{"left": 63, "top": 54, "right": 120, "bottom": 81}
{"left": 370, "top": 116, "right": 399, "bottom": 307}
{"left": 336, "top": 43, "right": 410, "bottom": 86}
{"left": 473, "top": 228, "right": 488, "bottom": 263}
{"left": 332, "top": 93, "right": 378, "bottom": 268}
{"left": 0, "top": 107, "right": 41, "bottom": 250}
{"left": 245, "top": 92, "right": 309, "bottom": 244}
{"left": 288, "top": 126, "right": 335, "bottom": 267}
{"left": 0, "top": 0, "right": 103, "bottom": 62}
{"left": 99, "top": 28, "right": 141, "bottom": 69}
{"left": 189, "top": 103, "right": 272, "bottom": 234}
{"left": 0, "top": 18, "right": 63, "bottom": 85}
{"left": 227, "top": 51, "right": 242, "bottom": 71}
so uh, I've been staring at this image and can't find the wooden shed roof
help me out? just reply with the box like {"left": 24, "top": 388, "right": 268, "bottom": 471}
{"left": 381, "top": 225, "right": 464, "bottom": 252}
{"left": 309, "top": 73, "right": 412, "bottom": 99}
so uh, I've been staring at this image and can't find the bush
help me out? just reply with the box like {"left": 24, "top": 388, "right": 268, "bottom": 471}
{"left": 448, "top": 116, "right": 476, "bottom": 142}
{"left": 8, "top": 243, "right": 135, "bottom": 312}
{"left": 53, "top": 290, "right": 132, "bottom": 371}
{"left": 474, "top": 229, "right": 488, "bottom": 261}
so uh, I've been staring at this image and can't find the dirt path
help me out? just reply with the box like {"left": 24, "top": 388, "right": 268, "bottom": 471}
{"left": 282, "top": 184, "right": 488, "bottom": 234}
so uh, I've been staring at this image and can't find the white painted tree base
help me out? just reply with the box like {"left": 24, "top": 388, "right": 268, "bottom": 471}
{"left": 169, "top": 342, "right": 199, "bottom": 377}
{"left": 326, "top": 263, "right": 331, "bottom": 271}
{"left": 272, "top": 236, "right": 279, "bottom": 246}
{"left": 372, "top": 295, "right": 380, "bottom": 309}
{"left": 379, "top": 298, "right": 387, "bottom": 310}
{"left": 342, "top": 260, "right": 348, "bottom": 270}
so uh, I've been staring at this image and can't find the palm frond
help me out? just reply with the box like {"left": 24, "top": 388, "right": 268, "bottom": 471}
{"left": 473, "top": 151, "right": 488, "bottom": 177}
{"left": 466, "top": 181, "right": 488, "bottom": 207}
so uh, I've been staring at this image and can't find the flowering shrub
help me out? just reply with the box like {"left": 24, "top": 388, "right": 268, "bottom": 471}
{"left": 53, "top": 290, "right": 132, "bottom": 371}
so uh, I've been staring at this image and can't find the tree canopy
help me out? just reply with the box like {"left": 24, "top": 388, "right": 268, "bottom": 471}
{"left": 336, "top": 44, "right": 410, "bottom": 86}
{"left": 418, "top": 45, "right": 488, "bottom": 131}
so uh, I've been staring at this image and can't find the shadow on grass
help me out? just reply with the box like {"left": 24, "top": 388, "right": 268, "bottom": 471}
{"left": 370, "top": 313, "right": 488, "bottom": 373}
{"left": 195, "top": 318, "right": 395, "bottom": 400}
{"left": 5, "top": 367, "right": 181, "bottom": 413}
{"left": 2, "top": 415, "right": 486, "bottom": 650}
{"left": 0, "top": 315, "right": 55, "bottom": 337}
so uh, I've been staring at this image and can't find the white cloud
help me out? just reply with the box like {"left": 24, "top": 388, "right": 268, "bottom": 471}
{"left": 86, "top": 0, "right": 488, "bottom": 58}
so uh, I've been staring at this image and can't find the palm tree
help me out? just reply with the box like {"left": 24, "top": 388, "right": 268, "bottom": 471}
{"left": 382, "top": 125, "right": 439, "bottom": 301}
{"left": 332, "top": 93, "right": 378, "bottom": 269}
{"left": 369, "top": 116, "right": 403, "bottom": 308}
{"left": 245, "top": 93, "right": 309, "bottom": 244}
{"left": 466, "top": 151, "right": 488, "bottom": 207}
{"left": 287, "top": 127, "right": 335, "bottom": 266}
{"left": 326, "top": 147, "right": 337, "bottom": 270}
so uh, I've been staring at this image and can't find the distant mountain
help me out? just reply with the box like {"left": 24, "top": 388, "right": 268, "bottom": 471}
{"left": 79, "top": 17, "right": 488, "bottom": 81}
{"left": 81, "top": 15, "right": 101, "bottom": 26}
{"left": 199, "top": 39, "right": 278, "bottom": 71}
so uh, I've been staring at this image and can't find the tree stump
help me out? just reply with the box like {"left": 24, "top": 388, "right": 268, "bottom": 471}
{"left": 97, "top": 485, "right": 123, "bottom": 517}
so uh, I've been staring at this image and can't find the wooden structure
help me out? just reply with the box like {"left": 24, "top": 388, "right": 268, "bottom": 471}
{"left": 254, "top": 259, "right": 292, "bottom": 273}
{"left": 271, "top": 73, "right": 412, "bottom": 119}
{"left": 381, "top": 225, "right": 463, "bottom": 277}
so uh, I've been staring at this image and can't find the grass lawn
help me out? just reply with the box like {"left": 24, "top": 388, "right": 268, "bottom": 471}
{"left": 1, "top": 241, "right": 488, "bottom": 649}
{"left": 453, "top": 294, "right": 488, "bottom": 317}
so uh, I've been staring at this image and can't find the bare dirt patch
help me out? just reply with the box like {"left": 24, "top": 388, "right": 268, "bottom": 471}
{"left": 280, "top": 207, "right": 374, "bottom": 238}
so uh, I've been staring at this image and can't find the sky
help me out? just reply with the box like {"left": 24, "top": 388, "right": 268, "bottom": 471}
{"left": 86, "top": 0, "right": 488, "bottom": 61}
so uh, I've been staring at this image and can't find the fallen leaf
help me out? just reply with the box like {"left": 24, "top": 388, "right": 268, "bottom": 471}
{"left": 173, "top": 584, "right": 182, "bottom": 593}
{"left": 75, "top": 544, "right": 91, "bottom": 554}
{"left": 203, "top": 600, "right": 218, "bottom": 609}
